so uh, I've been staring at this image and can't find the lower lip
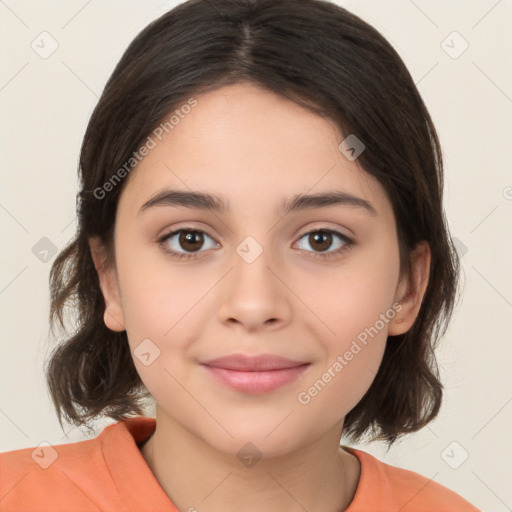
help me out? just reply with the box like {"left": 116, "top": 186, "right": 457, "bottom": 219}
{"left": 201, "top": 364, "right": 310, "bottom": 394}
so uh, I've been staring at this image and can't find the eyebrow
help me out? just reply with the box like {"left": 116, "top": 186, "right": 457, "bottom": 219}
{"left": 138, "top": 188, "right": 377, "bottom": 217}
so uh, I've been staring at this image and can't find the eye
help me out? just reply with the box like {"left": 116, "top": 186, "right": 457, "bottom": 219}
{"left": 157, "top": 226, "right": 354, "bottom": 262}
{"left": 157, "top": 227, "right": 219, "bottom": 260}
{"left": 294, "top": 229, "right": 354, "bottom": 260}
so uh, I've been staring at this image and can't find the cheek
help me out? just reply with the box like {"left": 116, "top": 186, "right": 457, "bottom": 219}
{"left": 116, "top": 253, "right": 218, "bottom": 393}
{"left": 117, "top": 242, "right": 209, "bottom": 340}
{"left": 295, "top": 337, "right": 386, "bottom": 434}
{"left": 303, "top": 236, "right": 400, "bottom": 340}
{"left": 294, "top": 239, "right": 399, "bottom": 411}
{"left": 296, "top": 287, "right": 391, "bottom": 424}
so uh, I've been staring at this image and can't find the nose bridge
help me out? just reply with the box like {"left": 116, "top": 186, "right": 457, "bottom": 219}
{"left": 217, "top": 234, "right": 291, "bottom": 330}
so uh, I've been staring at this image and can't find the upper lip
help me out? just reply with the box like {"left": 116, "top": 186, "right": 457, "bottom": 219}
{"left": 200, "top": 353, "right": 310, "bottom": 371}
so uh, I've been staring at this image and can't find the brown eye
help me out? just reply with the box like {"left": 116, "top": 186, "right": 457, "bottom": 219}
{"left": 295, "top": 228, "right": 353, "bottom": 260}
{"left": 307, "top": 231, "right": 333, "bottom": 252}
{"left": 178, "top": 230, "right": 205, "bottom": 252}
{"left": 158, "top": 228, "right": 219, "bottom": 260}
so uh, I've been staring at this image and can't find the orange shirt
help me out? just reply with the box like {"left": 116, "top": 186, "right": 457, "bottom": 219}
{"left": 0, "top": 416, "right": 480, "bottom": 511}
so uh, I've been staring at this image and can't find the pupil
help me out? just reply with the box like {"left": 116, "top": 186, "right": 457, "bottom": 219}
{"left": 177, "top": 230, "right": 332, "bottom": 254}
{"left": 311, "top": 231, "right": 331, "bottom": 252}
{"left": 180, "top": 231, "right": 203, "bottom": 252}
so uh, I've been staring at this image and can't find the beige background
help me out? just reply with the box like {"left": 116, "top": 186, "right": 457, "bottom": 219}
{"left": 1, "top": 1, "right": 511, "bottom": 510}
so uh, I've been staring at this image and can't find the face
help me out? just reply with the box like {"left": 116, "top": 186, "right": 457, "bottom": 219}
{"left": 91, "top": 83, "right": 429, "bottom": 457}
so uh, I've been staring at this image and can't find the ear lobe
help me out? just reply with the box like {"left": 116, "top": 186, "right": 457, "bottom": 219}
{"left": 89, "top": 237, "right": 126, "bottom": 332}
{"left": 388, "top": 241, "right": 431, "bottom": 336}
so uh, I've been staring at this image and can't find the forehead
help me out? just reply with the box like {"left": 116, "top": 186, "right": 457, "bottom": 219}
{"left": 118, "top": 83, "right": 390, "bottom": 219}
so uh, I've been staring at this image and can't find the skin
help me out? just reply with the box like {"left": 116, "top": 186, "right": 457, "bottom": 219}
{"left": 90, "top": 83, "right": 430, "bottom": 512}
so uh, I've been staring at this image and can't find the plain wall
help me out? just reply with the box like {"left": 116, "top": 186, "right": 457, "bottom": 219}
{"left": 1, "top": 1, "right": 511, "bottom": 511}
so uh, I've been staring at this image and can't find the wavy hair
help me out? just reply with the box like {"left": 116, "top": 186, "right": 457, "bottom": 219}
{"left": 45, "top": 0, "right": 460, "bottom": 446}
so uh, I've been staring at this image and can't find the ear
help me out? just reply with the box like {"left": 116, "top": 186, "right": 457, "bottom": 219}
{"left": 89, "top": 236, "right": 126, "bottom": 332}
{"left": 388, "top": 240, "right": 431, "bottom": 336}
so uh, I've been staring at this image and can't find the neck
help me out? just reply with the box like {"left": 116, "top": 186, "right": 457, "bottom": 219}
{"left": 140, "top": 409, "right": 360, "bottom": 512}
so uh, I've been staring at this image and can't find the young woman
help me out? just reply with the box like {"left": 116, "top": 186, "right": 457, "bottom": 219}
{"left": 0, "top": 0, "right": 480, "bottom": 510}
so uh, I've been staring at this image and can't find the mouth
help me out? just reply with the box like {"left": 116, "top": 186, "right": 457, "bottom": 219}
{"left": 199, "top": 353, "right": 311, "bottom": 394}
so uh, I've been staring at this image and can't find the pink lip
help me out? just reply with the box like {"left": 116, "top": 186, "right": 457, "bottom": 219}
{"left": 200, "top": 353, "right": 309, "bottom": 371}
{"left": 199, "top": 353, "right": 311, "bottom": 394}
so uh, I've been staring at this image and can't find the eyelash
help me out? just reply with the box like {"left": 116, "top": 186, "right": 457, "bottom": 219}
{"left": 157, "top": 226, "right": 354, "bottom": 262}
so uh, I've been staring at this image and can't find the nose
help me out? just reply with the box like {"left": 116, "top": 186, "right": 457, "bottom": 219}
{"left": 217, "top": 245, "right": 292, "bottom": 332}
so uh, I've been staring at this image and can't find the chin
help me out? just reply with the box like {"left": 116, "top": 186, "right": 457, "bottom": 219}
{"left": 201, "top": 427, "right": 308, "bottom": 462}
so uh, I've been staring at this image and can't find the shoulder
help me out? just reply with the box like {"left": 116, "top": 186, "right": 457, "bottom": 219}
{"left": 346, "top": 448, "right": 481, "bottom": 512}
{"left": 0, "top": 421, "right": 125, "bottom": 512}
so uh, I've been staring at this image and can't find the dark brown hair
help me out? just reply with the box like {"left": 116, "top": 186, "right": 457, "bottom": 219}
{"left": 45, "top": 0, "right": 460, "bottom": 446}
